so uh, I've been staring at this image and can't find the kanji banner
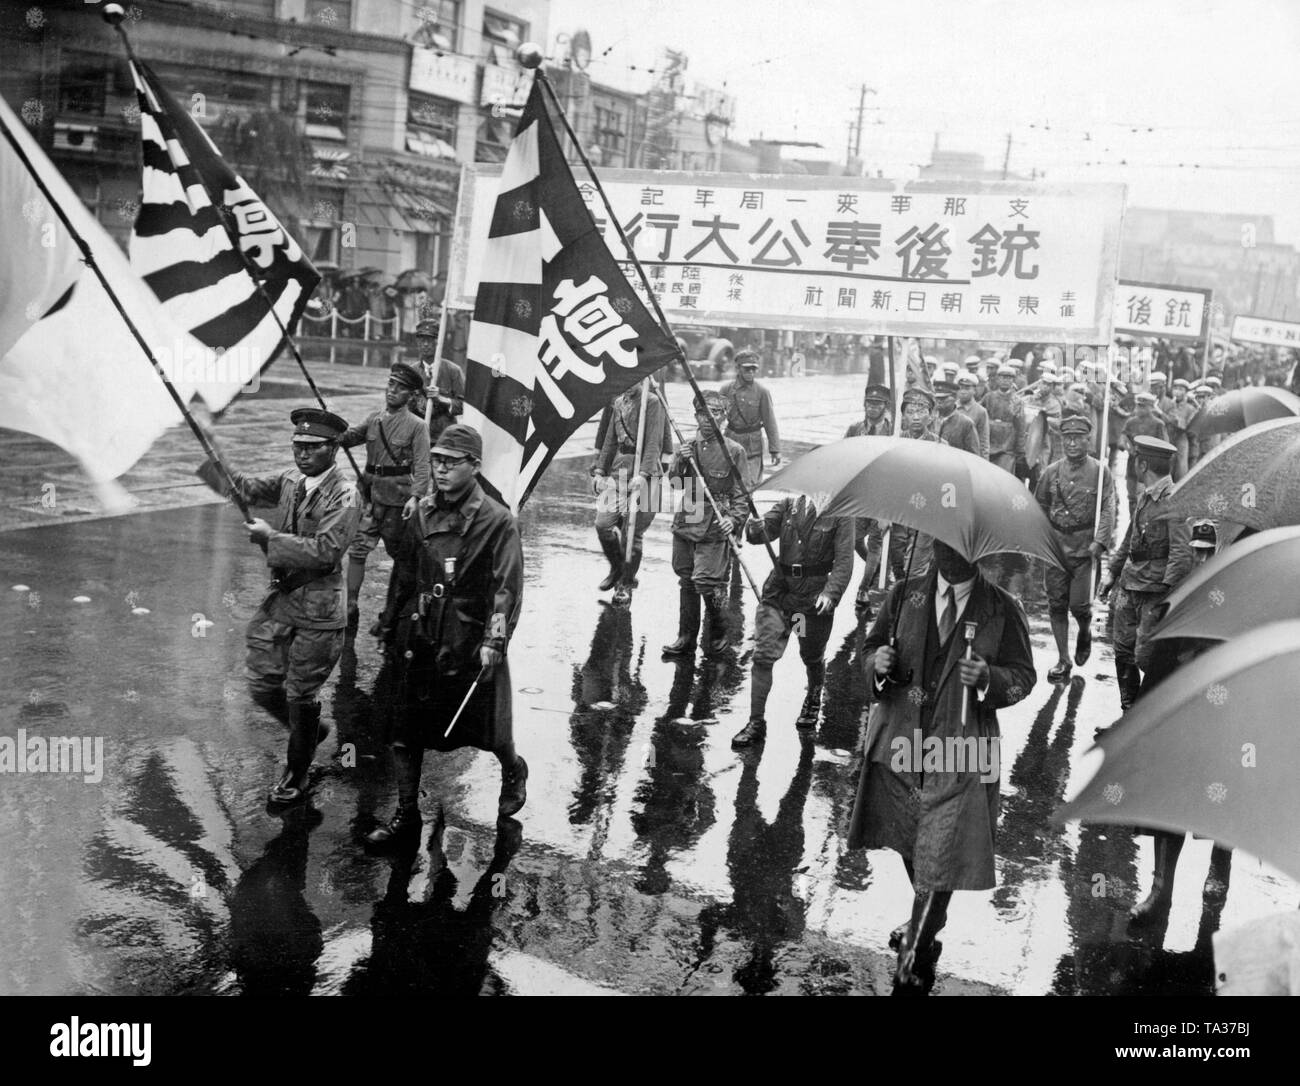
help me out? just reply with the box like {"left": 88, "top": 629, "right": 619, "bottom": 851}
{"left": 1114, "top": 280, "right": 1212, "bottom": 341}
{"left": 1230, "top": 314, "right": 1300, "bottom": 349}
{"left": 449, "top": 168, "right": 1126, "bottom": 343}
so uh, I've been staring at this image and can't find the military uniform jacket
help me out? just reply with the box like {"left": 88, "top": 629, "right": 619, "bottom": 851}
{"left": 1034, "top": 456, "right": 1116, "bottom": 560}
{"left": 980, "top": 388, "right": 1025, "bottom": 458}
{"left": 200, "top": 463, "right": 362, "bottom": 630}
{"left": 844, "top": 415, "right": 893, "bottom": 438}
{"left": 1109, "top": 475, "right": 1193, "bottom": 592}
{"left": 958, "top": 399, "right": 990, "bottom": 459}
{"left": 423, "top": 358, "right": 466, "bottom": 441}
{"left": 340, "top": 408, "right": 430, "bottom": 507}
{"left": 747, "top": 495, "right": 855, "bottom": 612}
{"left": 1122, "top": 415, "right": 1169, "bottom": 477}
{"left": 670, "top": 434, "right": 751, "bottom": 541}
{"left": 719, "top": 379, "right": 780, "bottom": 457}
{"left": 937, "top": 408, "right": 982, "bottom": 457}
{"left": 595, "top": 386, "right": 666, "bottom": 478}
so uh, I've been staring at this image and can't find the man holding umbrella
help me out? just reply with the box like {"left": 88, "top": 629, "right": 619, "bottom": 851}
{"left": 1035, "top": 413, "right": 1117, "bottom": 683}
{"left": 849, "top": 539, "right": 1036, "bottom": 994}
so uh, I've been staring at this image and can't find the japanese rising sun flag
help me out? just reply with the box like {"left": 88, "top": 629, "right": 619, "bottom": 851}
{"left": 463, "top": 79, "right": 679, "bottom": 512}
{"left": 128, "top": 59, "right": 319, "bottom": 413}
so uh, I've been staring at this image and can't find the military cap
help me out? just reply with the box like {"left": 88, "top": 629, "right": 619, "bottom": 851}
{"left": 1038, "top": 358, "right": 1058, "bottom": 371}
{"left": 957, "top": 372, "right": 978, "bottom": 386}
{"left": 963, "top": 354, "right": 982, "bottom": 368}
{"left": 997, "top": 363, "right": 1017, "bottom": 376}
{"left": 1069, "top": 382, "right": 1089, "bottom": 393}
{"left": 901, "top": 386, "right": 935, "bottom": 408}
{"left": 1172, "top": 378, "right": 1190, "bottom": 389}
{"left": 1061, "top": 366, "right": 1077, "bottom": 382}
{"left": 414, "top": 318, "right": 441, "bottom": 338}
{"left": 923, "top": 354, "right": 939, "bottom": 368}
{"left": 735, "top": 350, "right": 760, "bottom": 369}
{"left": 1149, "top": 371, "right": 1167, "bottom": 384}
{"left": 1135, "top": 391, "right": 1157, "bottom": 405}
{"left": 1190, "top": 519, "right": 1218, "bottom": 549}
{"left": 697, "top": 389, "right": 728, "bottom": 415}
{"left": 290, "top": 407, "right": 348, "bottom": 443}
{"left": 863, "top": 383, "right": 892, "bottom": 402}
{"left": 389, "top": 361, "right": 425, "bottom": 392}
{"left": 1206, "top": 375, "right": 1223, "bottom": 387}
{"left": 1193, "top": 382, "right": 1213, "bottom": 395}
{"left": 1060, "top": 412, "right": 1093, "bottom": 434}
{"left": 1007, "top": 359, "right": 1024, "bottom": 370}
{"left": 1041, "top": 371, "right": 1061, "bottom": 384}
{"left": 1132, "top": 434, "right": 1176, "bottom": 462}
{"left": 430, "top": 422, "right": 483, "bottom": 460}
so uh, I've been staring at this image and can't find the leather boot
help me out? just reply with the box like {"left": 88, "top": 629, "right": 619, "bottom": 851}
{"left": 613, "top": 549, "right": 641, "bottom": 606}
{"left": 1203, "top": 846, "right": 1232, "bottom": 901}
{"left": 1074, "top": 613, "right": 1093, "bottom": 665}
{"left": 894, "top": 891, "right": 951, "bottom": 995}
{"left": 796, "top": 661, "right": 825, "bottom": 729}
{"left": 662, "top": 588, "right": 701, "bottom": 656}
{"left": 701, "top": 590, "right": 730, "bottom": 659}
{"left": 366, "top": 745, "right": 423, "bottom": 849}
{"left": 1117, "top": 661, "right": 1141, "bottom": 712}
{"left": 346, "top": 558, "right": 365, "bottom": 629}
{"left": 1130, "top": 830, "right": 1184, "bottom": 923}
{"left": 597, "top": 530, "right": 624, "bottom": 592}
{"left": 731, "top": 717, "right": 766, "bottom": 748}
{"left": 498, "top": 755, "right": 529, "bottom": 817}
{"left": 268, "top": 701, "right": 325, "bottom": 806}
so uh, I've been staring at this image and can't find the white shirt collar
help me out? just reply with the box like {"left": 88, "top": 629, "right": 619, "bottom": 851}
{"left": 302, "top": 465, "right": 335, "bottom": 494}
{"left": 935, "top": 569, "right": 975, "bottom": 613}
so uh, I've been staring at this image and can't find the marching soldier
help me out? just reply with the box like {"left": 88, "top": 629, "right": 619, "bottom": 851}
{"left": 846, "top": 384, "right": 894, "bottom": 617}
{"left": 410, "top": 317, "right": 465, "bottom": 444}
{"left": 197, "top": 408, "right": 362, "bottom": 808}
{"left": 1121, "top": 392, "right": 1168, "bottom": 513}
{"left": 1034, "top": 413, "right": 1116, "bottom": 683}
{"left": 955, "top": 373, "right": 989, "bottom": 459}
{"left": 591, "top": 379, "right": 666, "bottom": 605}
{"left": 367, "top": 424, "right": 527, "bottom": 848}
{"left": 1165, "top": 378, "right": 1196, "bottom": 480}
{"left": 339, "top": 362, "right": 431, "bottom": 638}
{"left": 663, "top": 391, "right": 751, "bottom": 660}
{"left": 933, "top": 380, "right": 981, "bottom": 457}
{"left": 1098, "top": 435, "right": 1192, "bottom": 713}
{"left": 720, "top": 349, "right": 780, "bottom": 482}
{"left": 982, "top": 363, "right": 1026, "bottom": 475}
{"left": 1026, "top": 372, "right": 1064, "bottom": 486}
{"left": 730, "top": 494, "right": 855, "bottom": 749}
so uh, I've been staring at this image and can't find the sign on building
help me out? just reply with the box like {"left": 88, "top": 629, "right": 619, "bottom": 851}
{"left": 448, "top": 167, "right": 1126, "bottom": 343}
{"left": 480, "top": 64, "right": 530, "bottom": 109}
{"left": 409, "top": 50, "right": 478, "bottom": 105}
{"left": 1113, "top": 280, "right": 1212, "bottom": 341}
{"left": 1231, "top": 314, "right": 1300, "bottom": 349}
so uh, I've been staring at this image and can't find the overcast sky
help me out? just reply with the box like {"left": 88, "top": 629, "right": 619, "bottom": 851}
{"left": 548, "top": 0, "right": 1300, "bottom": 246}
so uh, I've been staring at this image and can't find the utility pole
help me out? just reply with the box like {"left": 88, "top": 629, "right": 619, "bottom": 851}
{"left": 847, "top": 84, "right": 875, "bottom": 173}
{"left": 1001, "top": 131, "right": 1012, "bottom": 180}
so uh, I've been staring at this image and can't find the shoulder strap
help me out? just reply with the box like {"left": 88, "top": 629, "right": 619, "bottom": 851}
{"left": 375, "top": 416, "right": 405, "bottom": 465}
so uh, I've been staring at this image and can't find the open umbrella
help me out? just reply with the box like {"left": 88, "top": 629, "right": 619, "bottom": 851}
{"left": 1188, "top": 385, "right": 1300, "bottom": 438}
{"left": 1053, "top": 620, "right": 1300, "bottom": 883}
{"left": 395, "top": 269, "right": 433, "bottom": 292}
{"left": 763, "top": 436, "right": 1067, "bottom": 569}
{"left": 1150, "top": 525, "right": 1300, "bottom": 642}
{"left": 1157, "top": 416, "right": 1300, "bottom": 532}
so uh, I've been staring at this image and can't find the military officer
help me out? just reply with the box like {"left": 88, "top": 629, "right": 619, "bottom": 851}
{"left": 981, "top": 364, "right": 1026, "bottom": 475}
{"left": 932, "top": 379, "right": 980, "bottom": 457}
{"left": 844, "top": 383, "right": 894, "bottom": 438}
{"left": 955, "top": 373, "right": 989, "bottom": 459}
{"left": 367, "top": 424, "right": 527, "bottom": 847}
{"left": 1099, "top": 435, "right": 1192, "bottom": 712}
{"left": 1034, "top": 413, "right": 1117, "bottom": 683}
{"left": 591, "top": 379, "right": 666, "bottom": 605}
{"left": 410, "top": 317, "right": 465, "bottom": 444}
{"left": 720, "top": 349, "right": 780, "bottom": 482}
{"left": 663, "top": 391, "right": 751, "bottom": 660}
{"left": 197, "top": 408, "right": 362, "bottom": 808}
{"left": 339, "top": 362, "right": 431, "bottom": 638}
{"left": 730, "top": 493, "right": 855, "bottom": 748}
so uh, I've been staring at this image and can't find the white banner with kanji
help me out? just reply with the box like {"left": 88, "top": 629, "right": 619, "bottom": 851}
{"left": 1114, "top": 280, "right": 1212, "bottom": 341}
{"left": 1230, "top": 314, "right": 1300, "bottom": 349}
{"left": 448, "top": 167, "right": 1126, "bottom": 344}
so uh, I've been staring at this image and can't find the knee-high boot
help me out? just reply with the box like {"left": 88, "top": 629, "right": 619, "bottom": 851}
{"left": 1130, "top": 830, "right": 1184, "bottom": 922}
{"left": 702, "top": 589, "right": 731, "bottom": 659}
{"left": 269, "top": 700, "right": 326, "bottom": 805}
{"left": 894, "top": 890, "right": 952, "bottom": 994}
{"left": 597, "top": 529, "right": 624, "bottom": 592}
{"left": 662, "top": 587, "right": 701, "bottom": 656}
{"left": 796, "top": 658, "right": 825, "bottom": 729}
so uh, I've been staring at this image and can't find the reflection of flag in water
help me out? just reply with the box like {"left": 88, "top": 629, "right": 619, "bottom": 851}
{"left": 129, "top": 59, "right": 319, "bottom": 413}
{"left": 462, "top": 81, "right": 679, "bottom": 512}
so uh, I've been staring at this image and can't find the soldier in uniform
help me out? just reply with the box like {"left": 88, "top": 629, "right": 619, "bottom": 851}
{"left": 340, "top": 363, "right": 431, "bottom": 637}
{"left": 590, "top": 379, "right": 666, "bottom": 605}
{"left": 366, "top": 424, "right": 527, "bottom": 848}
{"left": 1121, "top": 392, "right": 1169, "bottom": 513}
{"left": 982, "top": 364, "right": 1026, "bottom": 475}
{"left": 1027, "top": 372, "right": 1064, "bottom": 486}
{"left": 1165, "top": 377, "right": 1197, "bottom": 480}
{"left": 1034, "top": 413, "right": 1117, "bottom": 683}
{"left": 662, "top": 391, "right": 751, "bottom": 660}
{"left": 955, "top": 373, "right": 989, "bottom": 459}
{"left": 846, "top": 384, "right": 893, "bottom": 618}
{"left": 409, "top": 317, "right": 465, "bottom": 444}
{"left": 719, "top": 349, "right": 780, "bottom": 483}
{"left": 1099, "top": 435, "right": 1192, "bottom": 712}
{"left": 1149, "top": 372, "right": 1172, "bottom": 420}
{"left": 933, "top": 380, "right": 981, "bottom": 457}
{"left": 197, "top": 408, "right": 362, "bottom": 807}
{"left": 730, "top": 494, "right": 855, "bottom": 749}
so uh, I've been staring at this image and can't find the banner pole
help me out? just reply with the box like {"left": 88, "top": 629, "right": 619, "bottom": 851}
{"left": 624, "top": 378, "right": 650, "bottom": 564}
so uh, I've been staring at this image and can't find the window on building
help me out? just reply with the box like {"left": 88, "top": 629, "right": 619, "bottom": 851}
{"left": 301, "top": 186, "right": 344, "bottom": 265}
{"left": 410, "top": 1, "right": 462, "bottom": 52}
{"left": 407, "top": 92, "right": 458, "bottom": 159}
{"left": 475, "top": 111, "right": 514, "bottom": 163}
{"left": 594, "top": 105, "right": 625, "bottom": 153}
{"left": 304, "top": 82, "right": 349, "bottom": 141}
{"left": 305, "top": 0, "right": 353, "bottom": 29}
{"left": 58, "top": 57, "right": 110, "bottom": 117}
{"left": 481, "top": 10, "right": 528, "bottom": 64}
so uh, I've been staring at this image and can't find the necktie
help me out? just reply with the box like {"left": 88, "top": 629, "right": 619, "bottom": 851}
{"left": 291, "top": 478, "right": 308, "bottom": 533}
{"left": 939, "top": 585, "right": 956, "bottom": 643}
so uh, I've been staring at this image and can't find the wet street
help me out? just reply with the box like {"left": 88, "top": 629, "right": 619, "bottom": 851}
{"left": 2, "top": 368, "right": 1297, "bottom": 997}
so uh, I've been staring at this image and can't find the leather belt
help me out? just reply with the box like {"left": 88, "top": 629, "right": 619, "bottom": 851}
{"left": 365, "top": 464, "right": 412, "bottom": 477}
{"left": 728, "top": 423, "right": 762, "bottom": 434}
{"left": 781, "top": 561, "right": 833, "bottom": 577}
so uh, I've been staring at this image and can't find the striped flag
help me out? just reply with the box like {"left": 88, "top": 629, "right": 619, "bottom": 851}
{"left": 463, "top": 80, "right": 679, "bottom": 512}
{"left": 128, "top": 60, "right": 319, "bottom": 413}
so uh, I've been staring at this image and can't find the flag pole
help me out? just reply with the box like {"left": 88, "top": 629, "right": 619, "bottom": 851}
{"left": 1093, "top": 345, "right": 1113, "bottom": 593}
{"left": 531, "top": 65, "right": 783, "bottom": 584}
{"left": 104, "top": 6, "right": 364, "bottom": 487}
{"left": 0, "top": 108, "right": 253, "bottom": 523}
{"left": 421, "top": 302, "right": 452, "bottom": 479}
{"left": 878, "top": 336, "right": 904, "bottom": 591}
{"left": 624, "top": 378, "right": 650, "bottom": 564}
